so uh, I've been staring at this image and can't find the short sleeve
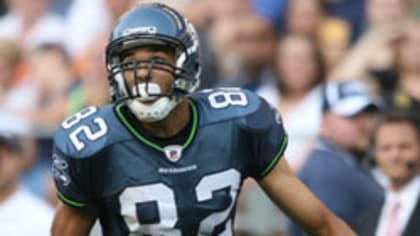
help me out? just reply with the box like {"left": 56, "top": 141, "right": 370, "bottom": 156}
{"left": 240, "top": 98, "right": 288, "bottom": 180}
{"left": 51, "top": 146, "right": 92, "bottom": 208}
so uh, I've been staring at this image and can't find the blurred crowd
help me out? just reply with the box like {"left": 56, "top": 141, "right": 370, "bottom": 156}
{"left": 0, "top": 0, "right": 420, "bottom": 235}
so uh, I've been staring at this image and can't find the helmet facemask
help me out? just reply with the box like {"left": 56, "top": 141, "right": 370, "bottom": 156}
{"left": 107, "top": 42, "right": 198, "bottom": 122}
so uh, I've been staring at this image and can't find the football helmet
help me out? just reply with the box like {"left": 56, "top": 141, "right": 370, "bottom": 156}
{"left": 106, "top": 3, "right": 201, "bottom": 122}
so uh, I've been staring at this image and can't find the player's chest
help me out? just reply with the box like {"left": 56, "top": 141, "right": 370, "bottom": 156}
{"left": 104, "top": 123, "right": 247, "bottom": 184}
{"left": 100, "top": 139, "right": 245, "bottom": 202}
{"left": 98, "top": 147, "right": 243, "bottom": 234}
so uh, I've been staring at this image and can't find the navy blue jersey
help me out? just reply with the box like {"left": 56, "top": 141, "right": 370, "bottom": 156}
{"left": 52, "top": 88, "right": 287, "bottom": 235}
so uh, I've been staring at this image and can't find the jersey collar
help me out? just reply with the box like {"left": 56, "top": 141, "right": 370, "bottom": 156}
{"left": 115, "top": 99, "right": 198, "bottom": 153}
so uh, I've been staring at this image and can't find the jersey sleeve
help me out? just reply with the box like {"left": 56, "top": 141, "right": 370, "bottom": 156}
{"left": 239, "top": 97, "right": 288, "bottom": 180}
{"left": 52, "top": 145, "right": 93, "bottom": 208}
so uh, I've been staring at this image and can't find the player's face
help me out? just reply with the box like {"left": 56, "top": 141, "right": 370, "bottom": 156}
{"left": 121, "top": 45, "right": 176, "bottom": 103}
{"left": 375, "top": 122, "right": 420, "bottom": 184}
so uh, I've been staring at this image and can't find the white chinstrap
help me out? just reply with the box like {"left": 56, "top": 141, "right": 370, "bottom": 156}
{"left": 127, "top": 83, "right": 180, "bottom": 122}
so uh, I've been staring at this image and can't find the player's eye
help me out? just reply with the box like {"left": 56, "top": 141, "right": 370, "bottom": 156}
{"left": 150, "top": 56, "right": 167, "bottom": 63}
{"left": 122, "top": 61, "right": 136, "bottom": 69}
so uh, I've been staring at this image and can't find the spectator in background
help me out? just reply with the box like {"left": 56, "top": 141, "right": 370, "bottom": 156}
{"left": 378, "top": 19, "right": 420, "bottom": 114}
{"left": 330, "top": 16, "right": 420, "bottom": 115}
{"left": 183, "top": 0, "right": 252, "bottom": 31}
{"left": 67, "top": 34, "right": 109, "bottom": 115}
{"left": 329, "top": 0, "right": 411, "bottom": 82}
{"left": 365, "top": 0, "right": 408, "bottom": 29}
{"left": 0, "top": 39, "right": 34, "bottom": 176}
{"left": 184, "top": 0, "right": 256, "bottom": 89}
{"left": 0, "top": 38, "right": 34, "bottom": 166}
{"left": 12, "top": 43, "right": 75, "bottom": 134}
{"left": 317, "top": 18, "right": 351, "bottom": 77}
{"left": 0, "top": 39, "right": 23, "bottom": 96}
{"left": 323, "top": 0, "right": 366, "bottom": 42}
{"left": 0, "top": 0, "right": 65, "bottom": 51}
{"left": 210, "top": 14, "right": 277, "bottom": 90}
{"left": 257, "top": 34, "right": 325, "bottom": 172}
{"left": 356, "top": 113, "right": 420, "bottom": 236}
{"left": 64, "top": 0, "right": 132, "bottom": 56}
{"left": 0, "top": 39, "right": 32, "bottom": 139}
{"left": 289, "top": 80, "right": 384, "bottom": 235}
{"left": 0, "top": 124, "right": 53, "bottom": 236}
{"left": 284, "top": 0, "right": 324, "bottom": 38}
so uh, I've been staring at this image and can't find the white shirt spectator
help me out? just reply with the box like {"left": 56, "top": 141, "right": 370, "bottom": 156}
{"left": 0, "top": 11, "right": 65, "bottom": 50}
{"left": 0, "top": 79, "right": 38, "bottom": 133}
{"left": 2, "top": 79, "right": 38, "bottom": 110}
{"left": 0, "top": 110, "right": 31, "bottom": 135}
{"left": 257, "top": 83, "right": 323, "bottom": 171}
{"left": 375, "top": 175, "right": 420, "bottom": 236}
{"left": 64, "top": 0, "right": 110, "bottom": 55}
{"left": 0, "top": 187, "right": 53, "bottom": 236}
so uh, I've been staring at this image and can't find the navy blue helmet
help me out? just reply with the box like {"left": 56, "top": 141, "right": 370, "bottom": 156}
{"left": 106, "top": 3, "right": 201, "bottom": 103}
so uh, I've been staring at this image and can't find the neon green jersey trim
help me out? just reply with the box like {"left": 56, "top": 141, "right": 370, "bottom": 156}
{"left": 57, "top": 191, "right": 86, "bottom": 208}
{"left": 260, "top": 134, "right": 288, "bottom": 178}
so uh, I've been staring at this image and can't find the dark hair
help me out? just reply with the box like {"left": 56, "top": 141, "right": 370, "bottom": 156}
{"left": 31, "top": 43, "right": 71, "bottom": 65}
{"left": 0, "top": 134, "right": 23, "bottom": 153}
{"left": 371, "top": 111, "right": 420, "bottom": 147}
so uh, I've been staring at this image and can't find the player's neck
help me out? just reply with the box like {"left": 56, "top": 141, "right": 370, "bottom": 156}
{"left": 139, "top": 99, "right": 191, "bottom": 139}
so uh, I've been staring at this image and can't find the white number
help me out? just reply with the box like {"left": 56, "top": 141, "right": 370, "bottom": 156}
{"left": 69, "top": 118, "right": 108, "bottom": 151}
{"left": 196, "top": 169, "right": 241, "bottom": 235}
{"left": 119, "top": 169, "right": 241, "bottom": 235}
{"left": 208, "top": 89, "right": 248, "bottom": 109}
{"left": 119, "top": 184, "right": 181, "bottom": 236}
{"left": 62, "top": 106, "right": 98, "bottom": 129}
{"left": 61, "top": 106, "right": 108, "bottom": 151}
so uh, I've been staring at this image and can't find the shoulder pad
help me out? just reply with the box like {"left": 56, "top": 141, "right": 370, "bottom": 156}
{"left": 190, "top": 88, "right": 262, "bottom": 125}
{"left": 54, "top": 105, "right": 128, "bottom": 159}
{"left": 237, "top": 96, "right": 283, "bottom": 132}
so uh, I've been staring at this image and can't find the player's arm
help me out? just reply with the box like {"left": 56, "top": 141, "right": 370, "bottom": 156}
{"left": 259, "top": 157, "right": 356, "bottom": 236}
{"left": 51, "top": 202, "right": 97, "bottom": 236}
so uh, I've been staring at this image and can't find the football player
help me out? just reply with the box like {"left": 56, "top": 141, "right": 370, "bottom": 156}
{"left": 51, "top": 3, "right": 355, "bottom": 235}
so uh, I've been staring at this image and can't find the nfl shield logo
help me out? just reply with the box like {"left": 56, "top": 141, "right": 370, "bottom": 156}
{"left": 164, "top": 145, "right": 183, "bottom": 162}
